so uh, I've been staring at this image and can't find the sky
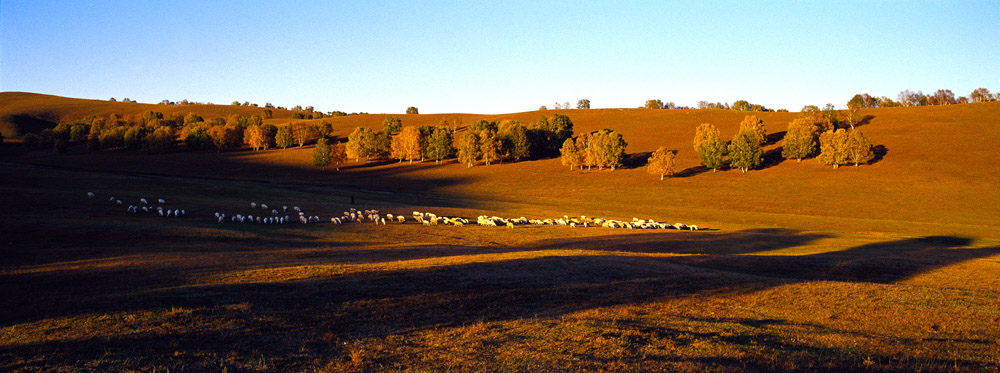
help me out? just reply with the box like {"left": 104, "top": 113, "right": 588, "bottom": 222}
{"left": 2, "top": 1, "right": 998, "bottom": 114}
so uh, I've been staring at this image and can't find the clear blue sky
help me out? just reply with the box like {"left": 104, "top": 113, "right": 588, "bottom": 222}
{"left": 2, "top": 1, "right": 998, "bottom": 114}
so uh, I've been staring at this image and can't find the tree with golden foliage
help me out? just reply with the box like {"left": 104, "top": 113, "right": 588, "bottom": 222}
{"left": 560, "top": 138, "right": 582, "bottom": 170}
{"left": 276, "top": 124, "right": 294, "bottom": 149}
{"left": 330, "top": 142, "right": 347, "bottom": 171}
{"left": 738, "top": 115, "right": 767, "bottom": 146}
{"left": 292, "top": 122, "right": 315, "bottom": 147}
{"left": 818, "top": 129, "right": 849, "bottom": 168}
{"left": 694, "top": 123, "right": 726, "bottom": 171}
{"left": 346, "top": 127, "right": 375, "bottom": 162}
{"left": 244, "top": 124, "right": 265, "bottom": 150}
{"left": 846, "top": 129, "right": 874, "bottom": 166}
{"left": 391, "top": 126, "right": 423, "bottom": 164}
{"left": 646, "top": 147, "right": 677, "bottom": 180}
{"left": 575, "top": 132, "right": 594, "bottom": 170}
{"left": 457, "top": 131, "right": 480, "bottom": 168}
{"left": 781, "top": 117, "right": 819, "bottom": 161}
{"left": 693, "top": 123, "right": 720, "bottom": 152}
{"left": 479, "top": 130, "right": 501, "bottom": 166}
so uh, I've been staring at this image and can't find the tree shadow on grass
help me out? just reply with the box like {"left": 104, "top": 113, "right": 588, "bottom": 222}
{"left": 621, "top": 151, "right": 652, "bottom": 169}
{"left": 674, "top": 165, "right": 713, "bottom": 178}
{"left": 870, "top": 144, "right": 888, "bottom": 164}
{"left": 765, "top": 131, "right": 786, "bottom": 146}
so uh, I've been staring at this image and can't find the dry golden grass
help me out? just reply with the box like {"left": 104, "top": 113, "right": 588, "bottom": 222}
{"left": 2, "top": 93, "right": 1000, "bottom": 371}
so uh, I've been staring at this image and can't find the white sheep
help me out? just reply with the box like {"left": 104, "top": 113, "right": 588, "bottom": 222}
{"left": 217, "top": 214, "right": 225, "bottom": 223}
{"left": 299, "top": 216, "right": 308, "bottom": 224}
{"left": 140, "top": 198, "right": 148, "bottom": 205}
{"left": 271, "top": 209, "right": 278, "bottom": 216}
{"left": 261, "top": 204, "right": 268, "bottom": 210}
{"left": 397, "top": 216, "right": 406, "bottom": 223}
{"left": 116, "top": 199, "right": 123, "bottom": 205}
{"left": 380, "top": 218, "right": 387, "bottom": 225}
{"left": 109, "top": 197, "right": 116, "bottom": 202}
{"left": 689, "top": 225, "right": 698, "bottom": 231}
{"left": 87, "top": 192, "right": 95, "bottom": 198}
{"left": 283, "top": 205, "right": 288, "bottom": 212}
{"left": 250, "top": 202, "right": 257, "bottom": 209}
{"left": 158, "top": 198, "right": 165, "bottom": 204}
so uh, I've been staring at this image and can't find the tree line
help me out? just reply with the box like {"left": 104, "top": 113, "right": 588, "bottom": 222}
{"left": 848, "top": 88, "right": 998, "bottom": 108}
{"left": 318, "top": 114, "right": 576, "bottom": 170}
{"left": 692, "top": 112, "right": 875, "bottom": 174}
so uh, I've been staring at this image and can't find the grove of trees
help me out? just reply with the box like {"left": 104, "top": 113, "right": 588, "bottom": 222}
{"left": 558, "top": 129, "right": 628, "bottom": 171}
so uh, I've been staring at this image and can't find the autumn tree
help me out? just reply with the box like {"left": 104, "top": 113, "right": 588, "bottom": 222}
{"left": 970, "top": 88, "right": 993, "bottom": 103}
{"left": 330, "top": 142, "right": 347, "bottom": 170}
{"left": 391, "top": 126, "right": 423, "bottom": 163}
{"left": 346, "top": 127, "right": 375, "bottom": 162}
{"left": 426, "top": 127, "right": 454, "bottom": 164}
{"left": 207, "top": 125, "right": 242, "bottom": 151}
{"left": 312, "top": 138, "right": 332, "bottom": 169}
{"left": 276, "top": 124, "right": 294, "bottom": 149}
{"left": 738, "top": 115, "right": 767, "bottom": 146}
{"left": 479, "top": 130, "right": 501, "bottom": 166}
{"left": 292, "top": 122, "right": 314, "bottom": 146}
{"left": 560, "top": 138, "right": 582, "bottom": 170}
{"left": 457, "top": 131, "right": 480, "bottom": 167}
{"left": 145, "top": 126, "right": 175, "bottom": 154}
{"left": 781, "top": 117, "right": 819, "bottom": 161}
{"left": 590, "top": 130, "right": 627, "bottom": 170}
{"left": 406, "top": 106, "right": 419, "bottom": 114}
{"left": 732, "top": 100, "right": 752, "bottom": 111}
{"left": 646, "top": 147, "right": 677, "bottom": 180}
{"left": 846, "top": 129, "right": 874, "bottom": 166}
{"left": 693, "top": 123, "right": 720, "bottom": 152}
{"left": 817, "top": 129, "right": 849, "bottom": 168}
{"left": 244, "top": 124, "right": 265, "bottom": 150}
{"left": 728, "top": 127, "right": 763, "bottom": 173}
{"left": 644, "top": 99, "right": 664, "bottom": 109}
{"left": 577, "top": 99, "right": 591, "bottom": 109}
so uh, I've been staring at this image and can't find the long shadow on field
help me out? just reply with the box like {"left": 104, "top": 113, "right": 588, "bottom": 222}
{"left": 2, "top": 230, "right": 999, "bottom": 370}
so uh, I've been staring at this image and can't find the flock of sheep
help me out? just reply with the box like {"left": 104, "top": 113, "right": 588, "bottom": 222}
{"left": 214, "top": 202, "right": 319, "bottom": 225}
{"left": 88, "top": 192, "right": 701, "bottom": 231}
{"left": 90, "top": 192, "right": 186, "bottom": 218}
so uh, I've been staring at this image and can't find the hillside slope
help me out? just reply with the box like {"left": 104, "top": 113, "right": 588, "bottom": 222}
{"left": 0, "top": 92, "right": 295, "bottom": 137}
{"left": 4, "top": 92, "right": 999, "bottom": 238}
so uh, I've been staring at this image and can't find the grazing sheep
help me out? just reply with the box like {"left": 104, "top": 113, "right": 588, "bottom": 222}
{"left": 250, "top": 202, "right": 257, "bottom": 209}
{"left": 271, "top": 209, "right": 278, "bottom": 216}
{"left": 261, "top": 204, "right": 268, "bottom": 210}
{"left": 140, "top": 198, "right": 148, "bottom": 205}
{"left": 217, "top": 214, "right": 225, "bottom": 223}
{"left": 158, "top": 198, "right": 165, "bottom": 204}
{"left": 380, "top": 218, "right": 387, "bottom": 225}
{"left": 397, "top": 216, "right": 405, "bottom": 223}
{"left": 109, "top": 197, "right": 116, "bottom": 202}
{"left": 689, "top": 225, "right": 698, "bottom": 231}
{"left": 87, "top": 192, "right": 95, "bottom": 198}
{"left": 283, "top": 206, "right": 288, "bottom": 212}
{"left": 507, "top": 221, "right": 514, "bottom": 229}
{"left": 293, "top": 206, "right": 301, "bottom": 212}
{"left": 116, "top": 199, "right": 123, "bottom": 205}
{"left": 387, "top": 213, "right": 394, "bottom": 221}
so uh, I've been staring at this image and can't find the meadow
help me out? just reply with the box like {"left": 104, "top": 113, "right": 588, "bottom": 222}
{"left": 1, "top": 93, "right": 999, "bottom": 371}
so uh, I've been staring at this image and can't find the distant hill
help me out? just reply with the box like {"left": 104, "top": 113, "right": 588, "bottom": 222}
{"left": 0, "top": 92, "right": 296, "bottom": 137}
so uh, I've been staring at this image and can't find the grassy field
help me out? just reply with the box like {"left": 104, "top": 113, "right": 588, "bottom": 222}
{"left": 2, "top": 93, "right": 1000, "bottom": 371}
